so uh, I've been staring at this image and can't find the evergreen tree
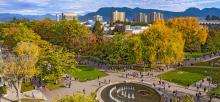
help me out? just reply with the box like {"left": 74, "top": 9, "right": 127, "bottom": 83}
{"left": 92, "top": 21, "right": 103, "bottom": 42}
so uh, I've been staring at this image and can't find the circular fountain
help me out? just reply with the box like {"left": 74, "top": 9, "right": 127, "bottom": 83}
{"left": 97, "top": 82, "right": 161, "bottom": 102}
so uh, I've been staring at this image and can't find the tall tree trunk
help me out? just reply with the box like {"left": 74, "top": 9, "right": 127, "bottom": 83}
{"left": 12, "top": 78, "right": 23, "bottom": 102}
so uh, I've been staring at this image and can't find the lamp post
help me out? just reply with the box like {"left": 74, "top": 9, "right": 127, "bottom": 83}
{"left": 40, "top": 64, "right": 43, "bottom": 88}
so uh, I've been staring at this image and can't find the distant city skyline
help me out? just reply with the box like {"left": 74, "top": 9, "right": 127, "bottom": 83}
{"left": 0, "top": 0, "right": 220, "bottom": 15}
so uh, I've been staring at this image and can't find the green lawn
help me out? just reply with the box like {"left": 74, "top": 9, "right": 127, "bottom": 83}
{"left": 71, "top": 65, "right": 108, "bottom": 82}
{"left": 157, "top": 67, "right": 214, "bottom": 86}
{"left": 209, "top": 87, "right": 220, "bottom": 95}
{"left": 45, "top": 82, "right": 65, "bottom": 91}
{"left": 132, "top": 67, "right": 154, "bottom": 72}
{"left": 192, "top": 57, "right": 220, "bottom": 67}
{"left": 21, "top": 83, "right": 34, "bottom": 92}
{"left": 185, "top": 52, "right": 211, "bottom": 58}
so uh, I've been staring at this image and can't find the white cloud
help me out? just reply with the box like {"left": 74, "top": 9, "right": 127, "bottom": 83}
{"left": 0, "top": 0, "right": 219, "bottom": 14}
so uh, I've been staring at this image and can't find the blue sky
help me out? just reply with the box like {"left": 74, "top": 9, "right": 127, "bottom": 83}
{"left": 0, "top": 0, "right": 219, "bottom": 15}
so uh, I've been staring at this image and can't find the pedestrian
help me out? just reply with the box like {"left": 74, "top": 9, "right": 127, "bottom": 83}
{"left": 204, "top": 87, "right": 206, "bottom": 92}
{"left": 104, "top": 79, "right": 107, "bottom": 84}
{"left": 153, "top": 83, "right": 156, "bottom": 87}
{"left": 168, "top": 84, "right": 171, "bottom": 88}
{"left": 199, "top": 91, "right": 201, "bottom": 96}
{"left": 83, "top": 88, "right": 85, "bottom": 94}
{"left": 197, "top": 86, "right": 199, "bottom": 91}
{"left": 173, "top": 91, "right": 175, "bottom": 95}
{"left": 69, "top": 81, "right": 71, "bottom": 88}
{"left": 99, "top": 82, "right": 101, "bottom": 86}
{"left": 109, "top": 79, "right": 111, "bottom": 84}
{"left": 170, "top": 98, "right": 172, "bottom": 102}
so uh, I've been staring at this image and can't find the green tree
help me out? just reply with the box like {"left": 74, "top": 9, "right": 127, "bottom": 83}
{"left": 29, "top": 18, "right": 56, "bottom": 43}
{"left": 107, "top": 33, "right": 129, "bottom": 65}
{"left": 55, "top": 19, "right": 90, "bottom": 52}
{"left": 93, "top": 21, "right": 103, "bottom": 42}
{"left": 126, "top": 35, "right": 143, "bottom": 64}
{"left": 203, "top": 31, "right": 220, "bottom": 52}
{"left": 40, "top": 46, "right": 77, "bottom": 83}
{"left": 211, "top": 68, "right": 220, "bottom": 87}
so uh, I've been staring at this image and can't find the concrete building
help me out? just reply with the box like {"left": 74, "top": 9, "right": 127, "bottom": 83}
{"left": 147, "top": 12, "right": 163, "bottom": 23}
{"left": 56, "top": 14, "right": 60, "bottom": 22}
{"left": 125, "top": 25, "right": 149, "bottom": 34}
{"left": 62, "top": 13, "right": 77, "bottom": 20}
{"left": 134, "top": 12, "right": 148, "bottom": 23}
{"left": 94, "top": 15, "right": 103, "bottom": 22}
{"left": 112, "top": 11, "right": 126, "bottom": 22}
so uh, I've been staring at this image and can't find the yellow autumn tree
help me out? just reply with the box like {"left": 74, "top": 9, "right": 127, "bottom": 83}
{"left": 1, "top": 42, "right": 40, "bottom": 102}
{"left": 141, "top": 20, "right": 184, "bottom": 67}
{"left": 167, "top": 17, "right": 208, "bottom": 52}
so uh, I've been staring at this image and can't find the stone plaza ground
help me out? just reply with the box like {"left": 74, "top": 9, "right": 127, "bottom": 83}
{"left": 1, "top": 56, "right": 220, "bottom": 102}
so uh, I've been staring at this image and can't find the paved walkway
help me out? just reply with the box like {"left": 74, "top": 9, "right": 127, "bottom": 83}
{"left": 2, "top": 54, "right": 220, "bottom": 102}
{"left": 1, "top": 82, "right": 47, "bottom": 102}
{"left": 44, "top": 68, "right": 219, "bottom": 102}
{"left": 2, "top": 68, "right": 220, "bottom": 102}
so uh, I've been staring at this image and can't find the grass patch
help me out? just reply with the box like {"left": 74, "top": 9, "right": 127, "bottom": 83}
{"left": 209, "top": 87, "right": 220, "bottom": 96}
{"left": 45, "top": 82, "right": 65, "bottom": 91}
{"left": 132, "top": 67, "right": 154, "bottom": 72}
{"left": 21, "top": 83, "right": 34, "bottom": 92}
{"left": 185, "top": 52, "right": 211, "bottom": 58}
{"left": 71, "top": 65, "right": 108, "bottom": 82}
{"left": 157, "top": 67, "right": 215, "bottom": 86}
{"left": 192, "top": 57, "right": 220, "bottom": 67}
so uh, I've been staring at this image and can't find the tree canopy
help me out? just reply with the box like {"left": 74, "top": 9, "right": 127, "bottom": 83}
{"left": 168, "top": 17, "right": 208, "bottom": 52}
{"left": 141, "top": 20, "right": 184, "bottom": 66}
{"left": 1, "top": 42, "right": 40, "bottom": 102}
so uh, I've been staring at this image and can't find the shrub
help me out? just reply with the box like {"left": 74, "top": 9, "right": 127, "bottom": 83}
{"left": 2, "top": 84, "right": 7, "bottom": 94}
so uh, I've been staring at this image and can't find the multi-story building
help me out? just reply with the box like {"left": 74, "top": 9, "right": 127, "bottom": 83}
{"left": 147, "top": 12, "right": 163, "bottom": 23}
{"left": 94, "top": 15, "right": 103, "bottom": 22}
{"left": 134, "top": 12, "right": 148, "bottom": 23}
{"left": 199, "top": 20, "right": 220, "bottom": 25}
{"left": 56, "top": 14, "right": 60, "bottom": 22}
{"left": 112, "top": 10, "right": 126, "bottom": 23}
{"left": 125, "top": 25, "right": 149, "bottom": 34}
{"left": 62, "top": 13, "right": 77, "bottom": 20}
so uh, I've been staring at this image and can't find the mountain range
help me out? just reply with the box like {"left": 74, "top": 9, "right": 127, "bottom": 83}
{"left": 80, "top": 7, "right": 220, "bottom": 21}
{"left": 0, "top": 13, "right": 55, "bottom": 22}
{"left": 1, "top": 7, "right": 220, "bottom": 22}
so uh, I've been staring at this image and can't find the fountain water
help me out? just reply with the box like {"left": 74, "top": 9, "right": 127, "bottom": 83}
{"left": 100, "top": 83, "right": 161, "bottom": 102}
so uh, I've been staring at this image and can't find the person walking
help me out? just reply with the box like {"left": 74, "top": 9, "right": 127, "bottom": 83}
{"left": 83, "top": 88, "right": 85, "bottom": 94}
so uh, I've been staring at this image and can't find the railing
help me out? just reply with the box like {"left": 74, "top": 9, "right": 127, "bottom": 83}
{"left": 77, "top": 52, "right": 220, "bottom": 70}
